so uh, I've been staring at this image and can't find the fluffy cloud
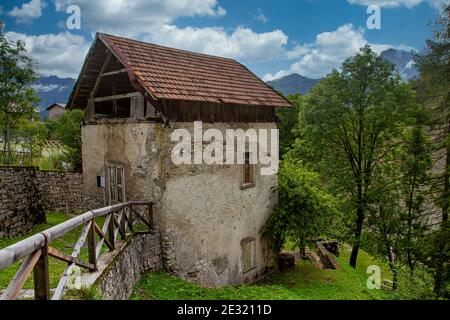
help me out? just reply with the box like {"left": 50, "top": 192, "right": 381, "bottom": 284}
{"left": 143, "top": 25, "right": 288, "bottom": 62}
{"left": 252, "top": 8, "right": 268, "bottom": 23}
{"left": 5, "top": 31, "right": 89, "bottom": 78}
{"left": 8, "top": 0, "right": 47, "bottom": 23}
{"left": 347, "top": 0, "right": 448, "bottom": 9}
{"left": 54, "top": 0, "right": 226, "bottom": 37}
{"left": 263, "top": 24, "right": 413, "bottom": 80}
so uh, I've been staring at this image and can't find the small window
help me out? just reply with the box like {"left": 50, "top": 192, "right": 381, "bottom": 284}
{"left": 241, "top": 152, "right": 255, "bottom": 189}
{"left": 96, "top": 176, "right": 105, "bottom": 188}
{"left": 241, "top": 237, "right": 256, "bottom": 273}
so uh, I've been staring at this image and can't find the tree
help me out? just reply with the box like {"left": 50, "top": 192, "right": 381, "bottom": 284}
{"left": 297, "top": 46, "right": 416, "bottom": 267}
{"left": 416, "top": 4, "right": 450, "bottom": 224}
{"left": 48, "top": 109, "right": 84, "bottom": 172}
{"left": 264, "top": 159, "right": 337, "bottom": 255}
{"left": 0, "top": 23, "right": 39, "bottom": 163}
{"left": 276, "top": 94, "right": 302, "bottom": 157}
{"left": 400, "top": 116, "right": 433, "bottom": 274}
{"left": 415, "top": 4, "right": 450, "bottom": 297}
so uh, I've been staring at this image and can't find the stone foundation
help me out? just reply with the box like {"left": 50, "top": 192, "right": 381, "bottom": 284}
{"left": 81, "top": 232, "right": 162, "bottom": 300}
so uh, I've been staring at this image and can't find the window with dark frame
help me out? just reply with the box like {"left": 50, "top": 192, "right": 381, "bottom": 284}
{"left": 242, "top": 151, "right": 255, "bottom": 188}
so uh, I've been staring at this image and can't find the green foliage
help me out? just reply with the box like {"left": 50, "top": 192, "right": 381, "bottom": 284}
{"left": 264, "top": 159, "right": 338, "bottom": 253}
{"left": 421, "top": 221, "right": 450, "bottom": 298}
{"left": 0, "top": 24, "right": 39, "bottom": 142}
{"left": 292, "top": 46, "right": 417, "bottom": 267}
{"left": 131, "top": 246, "right": 390, "bottom": 300}
{"left": 276, "top": 94, "right": 302, "bottom": 156}
{"left": 47, "top": 109, "right": 84, "bottom": 172}
{"left": 392, "top": 267, "right": 435, "bottom": 300}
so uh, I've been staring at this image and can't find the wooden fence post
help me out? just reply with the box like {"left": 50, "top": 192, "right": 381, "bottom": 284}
{"left": 108, "top": 212, "right": 115, "bottom": 250}
{"left": 87, "top": 221, "right": 97, "bottom": 271}
{"left": 33, "top": 247, "right": 50, "bottom": 300}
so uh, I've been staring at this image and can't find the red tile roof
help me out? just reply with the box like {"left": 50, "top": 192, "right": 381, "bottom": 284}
{"left": 99, "top": 33, "right": 291, "bottom": 107}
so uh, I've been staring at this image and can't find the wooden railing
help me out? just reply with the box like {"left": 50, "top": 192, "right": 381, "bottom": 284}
{"left": 0, "top": 201, "right": 153, "bottom": 300}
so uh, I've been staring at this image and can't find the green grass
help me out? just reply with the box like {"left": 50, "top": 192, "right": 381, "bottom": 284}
{"left": 131, "top": 246, "right": 393, "bottom": 300}
{"left": 0, "top": 212, "right": 106, "bottom": 290}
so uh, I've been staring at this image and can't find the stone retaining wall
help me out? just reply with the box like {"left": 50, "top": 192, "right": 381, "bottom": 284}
{"left": 86, "top": 232, "right": 162, "bottom": 300}
{"left": 0, "top": 166, "right": 102, "bottom": 238}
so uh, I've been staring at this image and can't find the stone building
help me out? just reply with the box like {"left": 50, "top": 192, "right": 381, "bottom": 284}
{"left": 46, "top": 103, "right": 66, "bottom": 120}
{"left": 67, "top": 33, "right": 291, "bottom": 286}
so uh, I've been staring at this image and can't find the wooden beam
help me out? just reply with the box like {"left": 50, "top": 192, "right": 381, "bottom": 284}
{"left": 94, "top": 92, "right": 141, "bottom": 103}
{"left": 92, "top": 52, "right": 112, "bottom": 96}
{"left": 87, "top": 222, "right": 97, "bottom": 271}
{"left": 1, "top": 250, "right": 41, "bottom": 300}
{"left": 48, "top": 246, "right": 95, "bottom": 271}
{"left": 52, "top": 221, "right": 92, "bottom": 300}
{"left": 101, "top": 68, "right": 127, "bottom": 77}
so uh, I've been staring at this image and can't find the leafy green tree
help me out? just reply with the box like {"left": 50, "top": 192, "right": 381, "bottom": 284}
{"left": 297, "top": 46, "right": 416, "bottom": 267}
{"left": 400, "top": 117, "right": 433, "bottom": 273}
{"left": 0, "top": 23, "right": 39, "bottom": 163}
{"left": 415, "top": 4, "right": 450, "bottom": 297}
{"left": 276, "top": 94, "right": 302, "bottom": 157}
{"left": 48, "top": 109, "right": 84, "bottom": 172}
{"left": 264, "top": 159, "right": 338, "bottom": 254}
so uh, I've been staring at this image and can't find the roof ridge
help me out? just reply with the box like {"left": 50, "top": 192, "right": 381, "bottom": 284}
{"left": 98, "top": 32, "right": 238, "bottom": 64}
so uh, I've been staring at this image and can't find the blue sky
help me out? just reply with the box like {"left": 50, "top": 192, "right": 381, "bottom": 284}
{"left": 0, "top": 0, "right": 446, "bottom": 80}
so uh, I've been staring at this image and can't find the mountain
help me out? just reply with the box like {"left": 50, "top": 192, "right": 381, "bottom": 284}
{"left": 380, "top": 48, "right": 418, "bottom": 81}
{"left": 32, "top": 76, "right": 76, "bottom": 120}
{"left": 267, "top": 73, "right": 321, "bottom": 96}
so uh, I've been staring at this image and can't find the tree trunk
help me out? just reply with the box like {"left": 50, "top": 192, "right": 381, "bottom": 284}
{"left": 350, "top": 206, "right": 364, "bottom": 268}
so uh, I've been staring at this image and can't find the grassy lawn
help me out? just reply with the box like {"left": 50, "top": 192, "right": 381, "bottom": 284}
{"left": 1, "top": 214, "right": 394, "bottom": 300}
{"left": 0, "top": 212, "right": 106, "bottom": 290}
{"left": 131, "top": 246, "right": 393, "bottom": 300}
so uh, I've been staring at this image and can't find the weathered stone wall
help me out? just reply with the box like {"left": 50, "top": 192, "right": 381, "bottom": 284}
{"left": 0, "top": 167, "right": 45, "bottom": 238}
{"left": 89, "top": 232, "right": 162, "bottom": 300}
{"left": 0, "top": 167, "right": 103, "bottom": 238}
{"left": 81, "top": 120, "right": 278, "bottom": 287}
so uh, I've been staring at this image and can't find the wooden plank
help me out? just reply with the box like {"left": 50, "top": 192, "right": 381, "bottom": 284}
{"left": 101, "top": 68, "right": 127, "bottom": 77}
{"left": 126, "top": 206, "right": 134, "bottom": 232}
{"left": 94, "top": 92, "right": 140, "bottom": 103}
{"left": 113, "top": 209, "right": 126, "bottom": 240}
{"left": 94, "top": 221, "right": 114, "bottom": 251}
{"left": 92, "top": 52, "right": 112, "bottom": 95}
{"left": 0, "top": 250, "right": 41, "bottom": 300}
{"left": 52, "top": 221, "right": 92, "bottom": 300}
{"left": 33, "top": 247, "right": 50, "bottom": 300}
{"left": 120, "top": 208, "right": 127, "bottom": 240}
{"left": 131, "top": 208, "right": 153, "bottom": 230}
{"left": 108, "top": 212, "right": 115, "bottom": 251}
{"left": 87, "top": 221, "right": 97, "bottom": 270}
{"left": 48, "top": 246, "right": 95, "bottom": 271}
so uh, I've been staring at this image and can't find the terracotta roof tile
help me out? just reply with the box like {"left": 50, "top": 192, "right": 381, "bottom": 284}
{"left": 99, "top": 34, "right": 291, "bottom": 108}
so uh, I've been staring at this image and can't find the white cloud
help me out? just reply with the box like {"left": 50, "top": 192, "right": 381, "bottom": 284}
{"left": 54, "top": 0, "right": 226, "bottom": 37}
{"left": 263, "top": 24, "right": 413, "bottom": 81}
{"left": 31, "top": 83, "right": 67, "bottom": 92}
{"left": 143, "top": 25, "right": 289, "bottom": 63}
{"left": 252, "top": 8, "right": 268, "bottom": 23}
{"left": 5, "top": 31, "right": 90, "bottom": 78}
{"left": 8, "top": 0, "right": 47, "bottom": 23}
{"left": 347, "top": 0, "right": 448, "bottom": 9}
